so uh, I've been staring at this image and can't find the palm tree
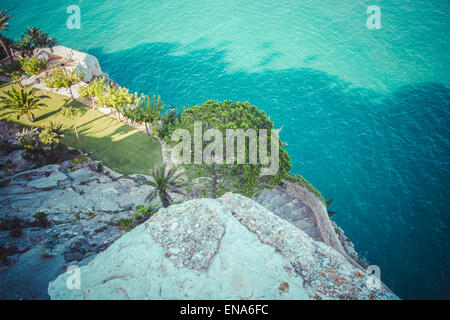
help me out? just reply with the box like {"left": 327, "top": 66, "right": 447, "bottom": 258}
{"left": 25, "top": 27, "right": 42, "bottom": 46}
{"left": 0, "top": 86, "right": 49, "bottom": 122}
{"left": 145, "top": 164, "right": 185, "bottom": 208}
{"left": 0, "top": 10, "right": 15, "bottom": 66}
{"left": 15, "top": 35, "right": 34, "bottom": 57}
{"left": 36, "top": 33, "right": 57, "bottom": 49}
{"left": 40, "top": 121, "right": 64, "bottom": 156}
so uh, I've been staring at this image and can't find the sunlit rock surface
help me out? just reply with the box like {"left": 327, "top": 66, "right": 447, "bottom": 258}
{"left": 48, "top": 193, "right": 398, "bottom": 300}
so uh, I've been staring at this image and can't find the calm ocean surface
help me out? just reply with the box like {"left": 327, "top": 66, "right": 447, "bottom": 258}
{"left": 5, "top": 0, "right": 450, "bottom": 299}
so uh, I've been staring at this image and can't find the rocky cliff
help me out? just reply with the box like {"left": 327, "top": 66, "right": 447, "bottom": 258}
{"left": 48, "top": 193, "right": 398, "bottom": 300}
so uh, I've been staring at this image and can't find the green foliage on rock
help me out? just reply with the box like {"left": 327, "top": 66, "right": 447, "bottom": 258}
{"left": 16, "top": 126, "right": 40, "bottom": 149}
{"left": 118, "top": 205, "right": 159, "bottom": 232}
{"left": 158, "top": 108, "right": 181, "bottom": 141}
{"left": 78, "top": 77, "right": 106, "bottom": 109}
{"left": 42, "top": 67, "right": 84, "bottom": 89}
{"left": 178, "top": 100, "right": 291, "bottom": 197}
{"left": 17, "top": 56, "right": 47, "bottom": 75}
{"left": 123, "top": 94, "right": 164, "bottom": 136}
{"left": 145, "top": 164, "right": 185, "bottom": 208}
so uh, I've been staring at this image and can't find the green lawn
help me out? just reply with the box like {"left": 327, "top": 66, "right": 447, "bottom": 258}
{"left": 0, "top": 83, "right": 163, "bottom": 175}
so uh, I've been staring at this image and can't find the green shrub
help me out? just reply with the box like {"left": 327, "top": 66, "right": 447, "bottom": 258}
{"left": 117, "top": 205, "right": 159, "bottom": 232}
{"left": 179, "top": 100, "right": 292, "bottom": 198}
{"left": 71, "top": 153, "right": 89, "bottom": 166}
{"left": 18, "top": 56, "right": 47, "bottom": 75}
{"left": 42, "top": 67, "right": 84, "bottom": 89}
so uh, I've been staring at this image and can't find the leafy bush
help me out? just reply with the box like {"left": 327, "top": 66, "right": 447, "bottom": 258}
{"left": 78, "top": 77, "right": 107, "bottom": 108}
{"left": 159, "top": 109, "right": 181, "bottom": 141}
{"left": 42, "top": 67, "right": 84, "bottom": 89}
{"left": 79, "top": 78, "right": 106, "bottom": 97}
{"left": 71, "top": 153, "right": 88, "bottom": 166}
{"left": 122, "top": 94, "right": 164, "bottom": 134}
{"left": 18, "top": 56, "right": 47, "bottom": 75}
{"left": 179, "top": 100, "right": 292, "bottom": 197}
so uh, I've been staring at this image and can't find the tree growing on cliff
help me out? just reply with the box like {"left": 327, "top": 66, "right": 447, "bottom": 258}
{"left": 0, "top": 10, "right": 16, "bottom": 66}
{"left": 123, "top": 94, "right": 164, "bottom": 136}
{"left": 178, "top": 100, "right": 291, "bottom": 197}
{"left": 0, "top": 86, "right": 49, "bottom": 122}
{"left": 25, "top": 27, "right": 42, "bottom": 46}
{"left": 35, "top": 32, "right": 57, "bottom": 50}
{"left": 96, "top": 85, "right": 136, "bottom": 122}
{"left": 109, "top": 86, "right": 136, "bottom": 122}
{"left": 25, "top": 27, "right": 57, "bottom": 50}
{"left": 145, "top": 164, "right": 185, "bottom": 208}
{"left": 79, "top": 77, "right": 106, "bottom": 109}
{"left": 14, "top": 35, "right": 34, "bottom": 57}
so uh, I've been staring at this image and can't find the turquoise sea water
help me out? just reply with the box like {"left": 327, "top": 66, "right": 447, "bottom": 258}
{"left": 5, "top": 0, "right": 450, "bottom": 299}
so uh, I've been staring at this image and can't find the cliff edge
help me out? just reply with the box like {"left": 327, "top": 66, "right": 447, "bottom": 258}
{"left": 48, "top": 193, "right": 398, "bottom": 300}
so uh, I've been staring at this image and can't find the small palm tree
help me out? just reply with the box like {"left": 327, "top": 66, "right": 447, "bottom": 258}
{"left": 145, "top": 164, "right": 185, "bottom": 208}
{"left": 35, "top": 33, "right": 57, "bottom": 50}
{"left": 25, "top": 27, "right": 42, "bottom": 46}
{"left": 15, "top": 35, "right": 34, "bottom": 57}
{"left": 0, "top": 86, "right": 49, "bottom": 122}
{"left": 0, "top": 10, "right": 15, "bottom": 66}
{"left": 40, "top": 121, "right": 64, "bottom": 155}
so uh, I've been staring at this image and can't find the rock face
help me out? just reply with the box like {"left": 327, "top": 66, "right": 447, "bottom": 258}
{"left": 254, "top": 186, "right": 323, "bottom": 241}
{"left": 254, "top": 181, "right": 359, "bottom": 265}
{"left": 48, "top": 193, "right": 398, "bottom": 300}
{"left": 0, "top": 159, "right": 158, "bottom": 299}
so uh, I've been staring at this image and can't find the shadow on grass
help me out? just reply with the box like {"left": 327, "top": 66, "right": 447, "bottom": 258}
{"left": 63, "top": 124, "right": 162, "bottom": 175}
{"left": 76, "top": 114, "right": 112, "bottom": 134}
{"left": 62, "top": 98, "right": 89, "bottom": 116}
{"left": 34, "top": 107, "right": 61, "bottom": 122}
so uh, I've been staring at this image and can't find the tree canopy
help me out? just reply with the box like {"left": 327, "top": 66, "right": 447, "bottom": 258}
{"left": 178, "top": 100, "right": 291, "bottom": 197}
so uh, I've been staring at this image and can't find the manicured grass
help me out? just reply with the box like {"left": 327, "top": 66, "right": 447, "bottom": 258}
{"left": 0, "top": 83, "right": 163, "bottom": 175}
